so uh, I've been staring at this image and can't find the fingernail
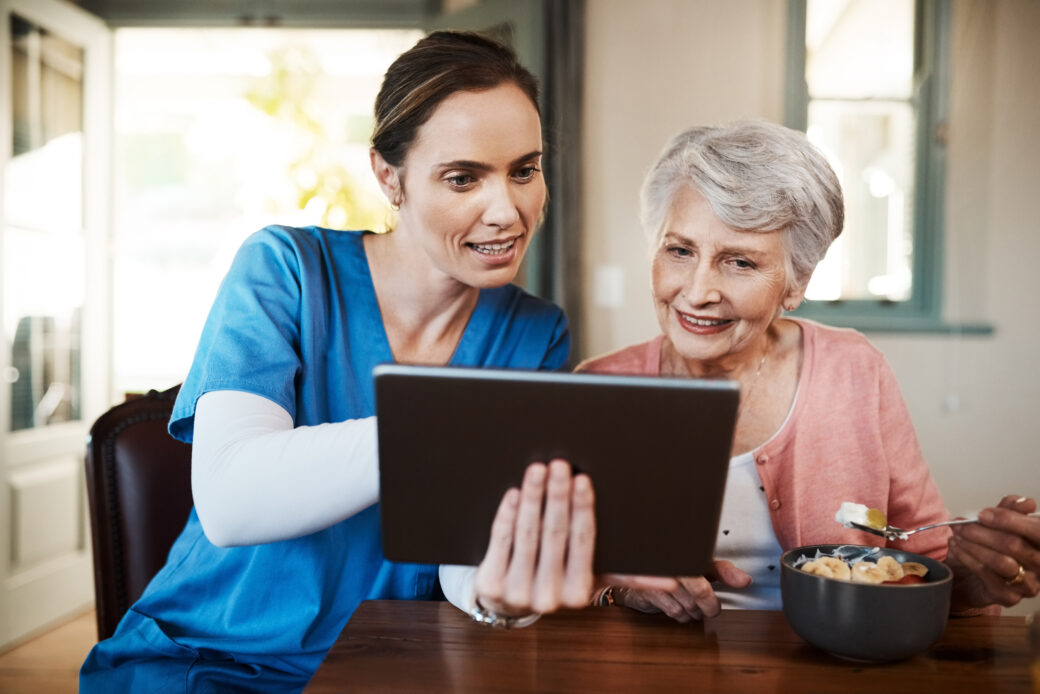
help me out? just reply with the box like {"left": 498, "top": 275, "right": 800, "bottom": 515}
{"left": 979, "top": 509, "right": 994, "bottom": 523}
{"left": 1016, "top": 496, "right": 1028, "bottom": 504}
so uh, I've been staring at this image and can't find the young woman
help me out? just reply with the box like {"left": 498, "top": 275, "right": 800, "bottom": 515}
{"left": 81, "top": 31, "right": 598, "bottom": 692}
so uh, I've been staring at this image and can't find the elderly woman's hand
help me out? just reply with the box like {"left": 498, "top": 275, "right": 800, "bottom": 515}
{"left": 608, "top": 561, "right": 752, "bottom": 623}
{"left": 945, "top": 495, "right": 1040, "bottom": 610}
{"left": 473, "top": 460, "right": 597, "bottom": 616}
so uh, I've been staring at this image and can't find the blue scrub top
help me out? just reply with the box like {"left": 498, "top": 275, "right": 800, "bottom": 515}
{"left": 82, "top": 226, "right": 569, "bottom": 691}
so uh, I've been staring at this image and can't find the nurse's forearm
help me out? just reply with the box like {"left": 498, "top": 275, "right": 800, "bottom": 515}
{"left": 192, "top": 390, "right": 379, "bottom": 546}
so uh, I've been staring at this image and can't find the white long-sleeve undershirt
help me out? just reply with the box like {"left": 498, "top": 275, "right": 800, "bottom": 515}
{"left": 439, "top": 564, "right": 477, "bottom": 613}
{"left": 192, "top": 389, "right": 479, "bottom": 613}
{"left": 191, "top": 390, "right": 380, "bottom": 546}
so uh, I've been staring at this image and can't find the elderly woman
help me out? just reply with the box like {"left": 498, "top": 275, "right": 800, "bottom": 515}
{"left": 578, "top": 121, "right": 1039, "bottom": 621}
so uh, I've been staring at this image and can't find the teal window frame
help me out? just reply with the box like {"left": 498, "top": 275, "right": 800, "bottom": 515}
{"left": 785, "top": 0, "right": 986, "bottom": 334}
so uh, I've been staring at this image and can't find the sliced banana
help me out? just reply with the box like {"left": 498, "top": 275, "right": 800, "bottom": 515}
{"left": 801, "top": 556, "right": 852, "bottom": 580}
{"left": 851, "top": 561, "right": 886, "bottom": 583}
{"left": 800, "top": 552, "right": 929, "bottom": 584}
{"left": 851, "top": 556, "right": 906, "bottom": 583}
{"left": 877, "top": 556, "right": 905, "bottom": 581}
{"left": 900, "top": 561, "right": 928, "bottom": 578}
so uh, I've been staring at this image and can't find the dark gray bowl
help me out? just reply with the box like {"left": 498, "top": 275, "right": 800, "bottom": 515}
{"left": 780, "top": 544, "right": 953, "bottom": 662}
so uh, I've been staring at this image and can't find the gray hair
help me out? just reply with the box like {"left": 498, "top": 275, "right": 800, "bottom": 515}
{"left": 640, "top": 121, "right": 844, "bottom": 286}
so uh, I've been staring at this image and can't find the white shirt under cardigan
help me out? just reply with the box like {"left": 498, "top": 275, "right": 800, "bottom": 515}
{"left": 712, "top": 450, "right": 785, "bottom": 610}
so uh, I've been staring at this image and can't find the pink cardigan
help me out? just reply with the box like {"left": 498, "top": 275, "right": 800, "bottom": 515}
{"left": 577, "top": 318, "right": 951, "bottom": 561}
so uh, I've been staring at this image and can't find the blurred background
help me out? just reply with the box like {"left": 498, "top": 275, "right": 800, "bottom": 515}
{"left": 1, "top": 0, "right": 1037, "bottom": 650}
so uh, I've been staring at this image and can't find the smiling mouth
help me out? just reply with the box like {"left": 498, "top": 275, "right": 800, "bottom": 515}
{"left": 468, "top": 238, "right": 518, "bottom": 255}
{"left": 679, "top": 313, "right": 731, "bottom": 328}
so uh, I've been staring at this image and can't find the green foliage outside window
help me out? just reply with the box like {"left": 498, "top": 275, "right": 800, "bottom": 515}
{"left": 245, "top": 45, "right": 388, "bottom": 233}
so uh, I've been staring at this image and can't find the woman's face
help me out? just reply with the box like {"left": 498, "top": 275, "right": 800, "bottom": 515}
{"left": 651, "top": 185, "right": 804, "bottom": 366}
{"left": 387, "top": 82, "right": 545, "bottom": 289}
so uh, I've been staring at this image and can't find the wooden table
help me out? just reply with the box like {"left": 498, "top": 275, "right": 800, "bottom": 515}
{"left": 305, "top": 601, "right": 1034, "bottom": 693}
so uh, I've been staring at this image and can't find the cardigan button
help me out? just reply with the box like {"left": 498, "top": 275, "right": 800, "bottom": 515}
{"left": 769, "top": 499, "right": 782, "bottom": 511}
{"left": 756, "top": 454, "right": 769, "bottom": 465}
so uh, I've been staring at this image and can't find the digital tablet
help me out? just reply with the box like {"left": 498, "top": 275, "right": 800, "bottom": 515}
{"left": 374, "top": 364, "right": 739, "bottom": 576}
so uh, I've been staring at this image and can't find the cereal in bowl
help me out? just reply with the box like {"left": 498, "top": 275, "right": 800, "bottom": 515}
{"left": 794, "top": 546, "right": 929, "bottom": 585}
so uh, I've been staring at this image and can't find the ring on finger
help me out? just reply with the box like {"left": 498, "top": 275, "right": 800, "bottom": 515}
{"left": 1005, "top": 564, "right": 1026, "bottom": 586}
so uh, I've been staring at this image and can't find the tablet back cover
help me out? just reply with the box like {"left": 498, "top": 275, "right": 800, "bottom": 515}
{"left": 375, "top": 364, "right": 738, "bottom": 576}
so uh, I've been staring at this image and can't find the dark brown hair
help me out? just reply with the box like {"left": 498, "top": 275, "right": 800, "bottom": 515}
{"left": 371, "top": 30, "right": 540, "bottom": 167}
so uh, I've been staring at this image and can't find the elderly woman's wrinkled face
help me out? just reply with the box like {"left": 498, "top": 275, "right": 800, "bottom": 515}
{"left": 651, "top": 186, "right": 804, "bottom": 366}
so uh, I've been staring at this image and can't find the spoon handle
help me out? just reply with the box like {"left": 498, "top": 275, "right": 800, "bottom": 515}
{"left": 902, "top": 518, "right": 976, "bottom": 536}
{"left": 847, "top": 512, "right": 1039, "bottom": 541}
{"left": 902, "top": 511, "right": 1040, "bottom": 538}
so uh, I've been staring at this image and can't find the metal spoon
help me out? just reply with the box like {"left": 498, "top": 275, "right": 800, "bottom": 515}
{"left": 849, "top": 512, "right": 1040, "bottom": 542}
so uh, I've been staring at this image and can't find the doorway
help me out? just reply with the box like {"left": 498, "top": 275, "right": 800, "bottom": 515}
{"left": 0, "top": 0, "right": 110, "bottom": 650}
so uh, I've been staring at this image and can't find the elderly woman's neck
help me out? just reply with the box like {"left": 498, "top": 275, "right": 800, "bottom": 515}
{"left": 660, "top": 328, "right": 779, "bottom": 382}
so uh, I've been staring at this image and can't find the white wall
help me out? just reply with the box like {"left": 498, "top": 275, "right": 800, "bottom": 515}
{"left": 582, "top": 0, "right": 787, "bottom": 354}
{"left": 582, "top": 0, "right": 1039, "bottom": 616}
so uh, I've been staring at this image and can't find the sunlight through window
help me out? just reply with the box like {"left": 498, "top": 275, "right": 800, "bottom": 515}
{"left": 112, "top": 28, "right": 422, "bottom": 394}
{"left": 802, "top": 0, "right": 915, "bottom": 304}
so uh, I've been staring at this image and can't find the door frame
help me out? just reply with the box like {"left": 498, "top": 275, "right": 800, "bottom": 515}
{"left": 0, "top": 0, "right": 112, "bottom": 649}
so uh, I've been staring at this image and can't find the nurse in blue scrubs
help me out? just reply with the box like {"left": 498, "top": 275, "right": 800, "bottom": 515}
{"left": 81, "top": 31, "right": 599, "bottom": 692}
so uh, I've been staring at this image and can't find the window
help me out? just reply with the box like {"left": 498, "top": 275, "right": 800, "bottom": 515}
{"left": 786, "top": 0, "right": 974, "bottom": 332}
{"left": 111, "top": 28, "right": 422, "bottom": 394}
{"left": 5, "top": 15, "right": 85, "bottom": 430}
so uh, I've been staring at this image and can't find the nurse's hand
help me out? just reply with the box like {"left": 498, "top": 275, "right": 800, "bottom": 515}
{"left": 473, "top": 460, "right": 596, "bottom": 616}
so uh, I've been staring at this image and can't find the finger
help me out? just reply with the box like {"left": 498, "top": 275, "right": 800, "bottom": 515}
{"left": 656, "top": 579, "right": 697, "bottom": 617}
{"left": 998, "top": 495, "right": 1037, "bottom": 514}
{"left": 646, "top": 589, "right": 694, "bottom": 623}
{"left": 474, "top": 487, "right": 520, "bottom": 605}
{"left": 530, "top": 461, "right": 573, "bottom": 613}
{"left": 604, "top": 574, "right": 681, "bottom": 593}
{"left": 708, "top": 560, "right": 753, "bottom": 589}
{"left": 560, "top": 473, "right": 597, "bottom": 608}
{"left": 1017, "top": 569, "right": 1040, "bottom": 598}
{"left": 949, "top": 531, "right": 1027, "bottom": 582}
{"left": 959, "top": 512, "right": 1040, "bottom": 569}
{"left": 975, "top": 505, "right": 1040, "bottom": 549}
{"left": 669, "top": 580, "right": 710, "bottom": 621}
{"left": 502, "top": 463, "right": 548, "bottom": 609}
{"left": 947, "top": 536, "right": 1026, "bottom": 607}
{"left": 611, "top": 586, "right": 653, "bottom": 613}
{"left": 677, "top": 576, "right": 721, "bottom": 619}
